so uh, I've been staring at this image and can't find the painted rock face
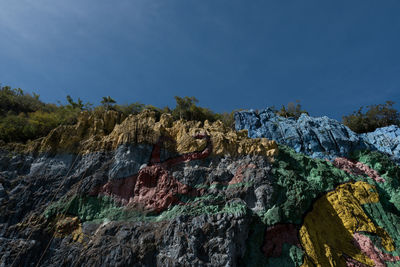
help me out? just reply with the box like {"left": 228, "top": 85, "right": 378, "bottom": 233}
{"left": 299, "top": 181, "right": 397, "bottom": 267}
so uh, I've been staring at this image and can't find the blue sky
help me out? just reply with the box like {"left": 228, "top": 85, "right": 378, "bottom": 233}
{"left": 1, "top": 0, "right": 400, "bottom": 120}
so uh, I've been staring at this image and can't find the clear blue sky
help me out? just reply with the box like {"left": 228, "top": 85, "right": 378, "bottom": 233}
{"left": 1, "top": 0, "right": 400, "bottom": 120}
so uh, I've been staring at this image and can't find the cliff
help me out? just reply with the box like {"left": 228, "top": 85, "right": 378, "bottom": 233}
{"left": 0, "top": 109, "right": 400, "bottom": 266}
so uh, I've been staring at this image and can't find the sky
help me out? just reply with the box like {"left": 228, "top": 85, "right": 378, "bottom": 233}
{"left": 0, "top": 0, "right": 400, "bottom": 120}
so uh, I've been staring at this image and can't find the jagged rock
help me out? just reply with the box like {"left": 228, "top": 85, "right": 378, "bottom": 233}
{"left": 1, "top": 110, "right": 400, "bottom": 266}
{"left": 235, "top": 108, "right": 365, "bottom": 160}
{"left": 362, "top": 125, "right": 400, "bottom": 163}
{"left": 332, "top": 157, "right": 385, "bottom": 183}
{"left": 235, "top": 108, "right": 400, "bottom": 162}
{"left": 0, "top": 183, "right": 7, "bottom": 203}
{"left": 106, "top": 111, "right": 278, "bottom": 157}
{"left": 299, "top": 181, "right": 397, "bottom": 266}
{"left": 0, "top": 111, "right": 278, "bottom": 266}
{"left": 157, "top": 212, "right": 250, "bottom": 266}
{"left": 10, "top": 110, "right": 277, "bottom": 159}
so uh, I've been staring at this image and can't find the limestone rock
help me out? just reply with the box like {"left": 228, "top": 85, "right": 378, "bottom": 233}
{"left": 362, "top": 125, "right": 400, "bottom": 163}
{"left": 1, "top": 109, "right": 400, "bottom": 266}
{"left": 16, "top": 110, "right": 277, "bottom": 159}
{"left": 235, "top": 108, "right": 400, "bottom": 162}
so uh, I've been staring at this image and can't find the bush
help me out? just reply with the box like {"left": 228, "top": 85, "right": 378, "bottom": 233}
{"left": 114, "top": 103, "right": 145, "bottom": 116}
{"left": 172, "top": 96, "right": 220, "bottom": 123}
{"left": 276, "top": 101, "right": 308, "bottom": 119}
{"left": 0, "top": 86, "right": 45, "bottom": 115}
{"left": 342, "top": 101, "right": 400, "bottom": 133}
{"left": 0, "top": 108, "right": 81, "bottom": 143}
{"left": 0, "top": 85, "right": 246, "bottom": 143}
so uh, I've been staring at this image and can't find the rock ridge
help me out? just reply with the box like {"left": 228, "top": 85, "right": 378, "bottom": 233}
{"left": 235, "top": 108, "right": 400, "bottom": 162}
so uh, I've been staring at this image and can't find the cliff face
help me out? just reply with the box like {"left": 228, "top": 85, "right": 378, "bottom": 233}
{"left": 235, "top": 108, "right": 400, "bottom": 163}
{"left": 1, "top": 110, "right": 400, "bottom": 266}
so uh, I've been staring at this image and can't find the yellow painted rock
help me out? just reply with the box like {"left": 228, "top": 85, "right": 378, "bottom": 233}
{"left": 300, "top": 181, "right": 396, "bottom": 267}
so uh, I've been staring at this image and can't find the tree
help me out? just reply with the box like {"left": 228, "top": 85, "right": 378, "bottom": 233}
{"left": 114, "top": 102, "right": 145, "bottom": 115}
{"left": 66, "top": 95, "right": 91, "bottom": 110}
{"left": 173, "top": 96, "right": 198, "bottom": 120}
{"left": 33, "top": 93, "right": 40, "bottom": 100}
{"left": 343, "top": 101, "right": 400, "bottom": 133}
{"left": 0, "top": 85, "right": 44, "bottom": 115}
{"left": 277, "top": 100, "right": 309, "bottom": 119}
{"left": 101, "top": 96, "right": 116, "bottom": 111}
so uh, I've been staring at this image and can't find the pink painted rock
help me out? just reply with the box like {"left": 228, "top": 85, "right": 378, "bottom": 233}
{"left": 346, "top": 232, "right": 400, "bottom": 267}
{"left": 332, "top": 157, "right": 385, "bottom": 183}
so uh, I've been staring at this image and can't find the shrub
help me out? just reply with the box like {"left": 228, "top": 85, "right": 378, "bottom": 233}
{"left": 0, "top": 86, "right": 45, "bottom": 115}
{"left": 276, "top": 101, "right": 309, "bottom": 119}
{"left": 342, "top": 101, "right": 400, "bottom": 133}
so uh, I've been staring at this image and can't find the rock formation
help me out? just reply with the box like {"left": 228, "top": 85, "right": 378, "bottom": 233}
{"left": 235, "top": 108, "right": 400, "bottom": 163}
{"left": 1, "top": 109, "right": 400, "bottom": 266}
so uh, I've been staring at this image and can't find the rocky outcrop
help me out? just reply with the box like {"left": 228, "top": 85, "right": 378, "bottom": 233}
{"left": 0, "top": 111, "right": 277, "bottom": 266}
{"left": 235, "top": 108, "right": 365, "bottom": 159}
{"left": 12, "top": 110, "right": 277, "bottom": 158}
{"left": 89, "top": 134, "right": 211, "bottom": 213}
{"left": 235, "top": 108, "right": 400, "bottom": 163}
{"left": 362, "top": 125, "right": 400, "bottom": 163}
{"left": 1, "top": 110, "right": 400, "bottom": 266}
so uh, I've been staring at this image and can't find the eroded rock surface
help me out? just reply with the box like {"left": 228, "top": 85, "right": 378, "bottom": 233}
{"left": 235, "top": 108, "right": 400, "bottom": 162}
{"left": 235, "top": 108, "right": 364, "bottom": 159}
{"left": 362, "top": 125, "right": 400, "bottom": 163}
{"left": 0, "top": 111, "right": 277, "bottom": 266}
{"left": 1, "top": 110, "right": 400, "bottom": 266}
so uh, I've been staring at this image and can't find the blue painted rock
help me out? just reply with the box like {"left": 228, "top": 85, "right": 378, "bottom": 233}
{"left": 235, "top": 108, "right": 366, "bottom": 160}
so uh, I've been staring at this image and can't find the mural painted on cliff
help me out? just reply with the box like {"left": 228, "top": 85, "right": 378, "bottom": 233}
{"left": 89, "top": 133, "right": 211, "bottom": 213}
{"left": 234, "top": 109, "right": 400, "bottom": 266}
{"left": 42, "top": 141, "right": 400, "bottom": 267}
{"left": 44, "top": 130, "right": 266, "bottom": 225}
{"left": 261, "top": 182, "right": 400, "bottom": 267}
{"left": 35, "top": 111, "right": 400, "bottom": 266}
{"left": 300, "top": 181, "right": 399, "bottom": 266}
{"left": 254, "top": 147, "right": 400, "bottom": 267}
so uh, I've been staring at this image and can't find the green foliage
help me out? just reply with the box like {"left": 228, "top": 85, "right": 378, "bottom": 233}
{"left": 0, "top": 85, "right": 45, "bottom": 115}
{"left": 0, "top": 107, "right": 80, "bottom": 143}
{"left": 101, "top": 96, "right": 116, "bottom": 110}
{"left": 0, "top": 85, "right": 81, "bottom": 143}
{"left": 172, "top": 96, "right": 198, "bottom": 120}
{"left": 342, "top": 101, "right": 400, "bottom": 133}
{"left": 172, "top": 96, "right": 222, "bottom": 123}
{"left": 276, "top": 101, "right": 309, "bottom": 119}
{"left": 114, "top": 102, "right": 145, "bottom": 116}
{"left": 66, "top": 95, "right": 92, "bottom": 110}
{"left": 0, "top": 83, "right": 242, "bottom": 144}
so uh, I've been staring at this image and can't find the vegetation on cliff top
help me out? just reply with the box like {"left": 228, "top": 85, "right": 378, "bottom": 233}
{"left": 0, "top": 83, "right": 399, "bottom": 143}
{"left": 342, "top": 101, "right": 400, "bottom": 133}
{"left": 0, "top": 85, "right": 235, "bottom": 144}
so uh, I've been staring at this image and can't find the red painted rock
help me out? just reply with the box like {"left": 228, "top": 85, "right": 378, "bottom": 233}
{"left": 90, "top": 133, "right": 211, "bottom": 213}
{"left": 262, "top": 223, "right": 300, "bottom": 258}
{"left": 93, "top": 164, "right": 198, "bottom": 212}
{"left": 228, "top": 164, "right": 256, "bottom": 185}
